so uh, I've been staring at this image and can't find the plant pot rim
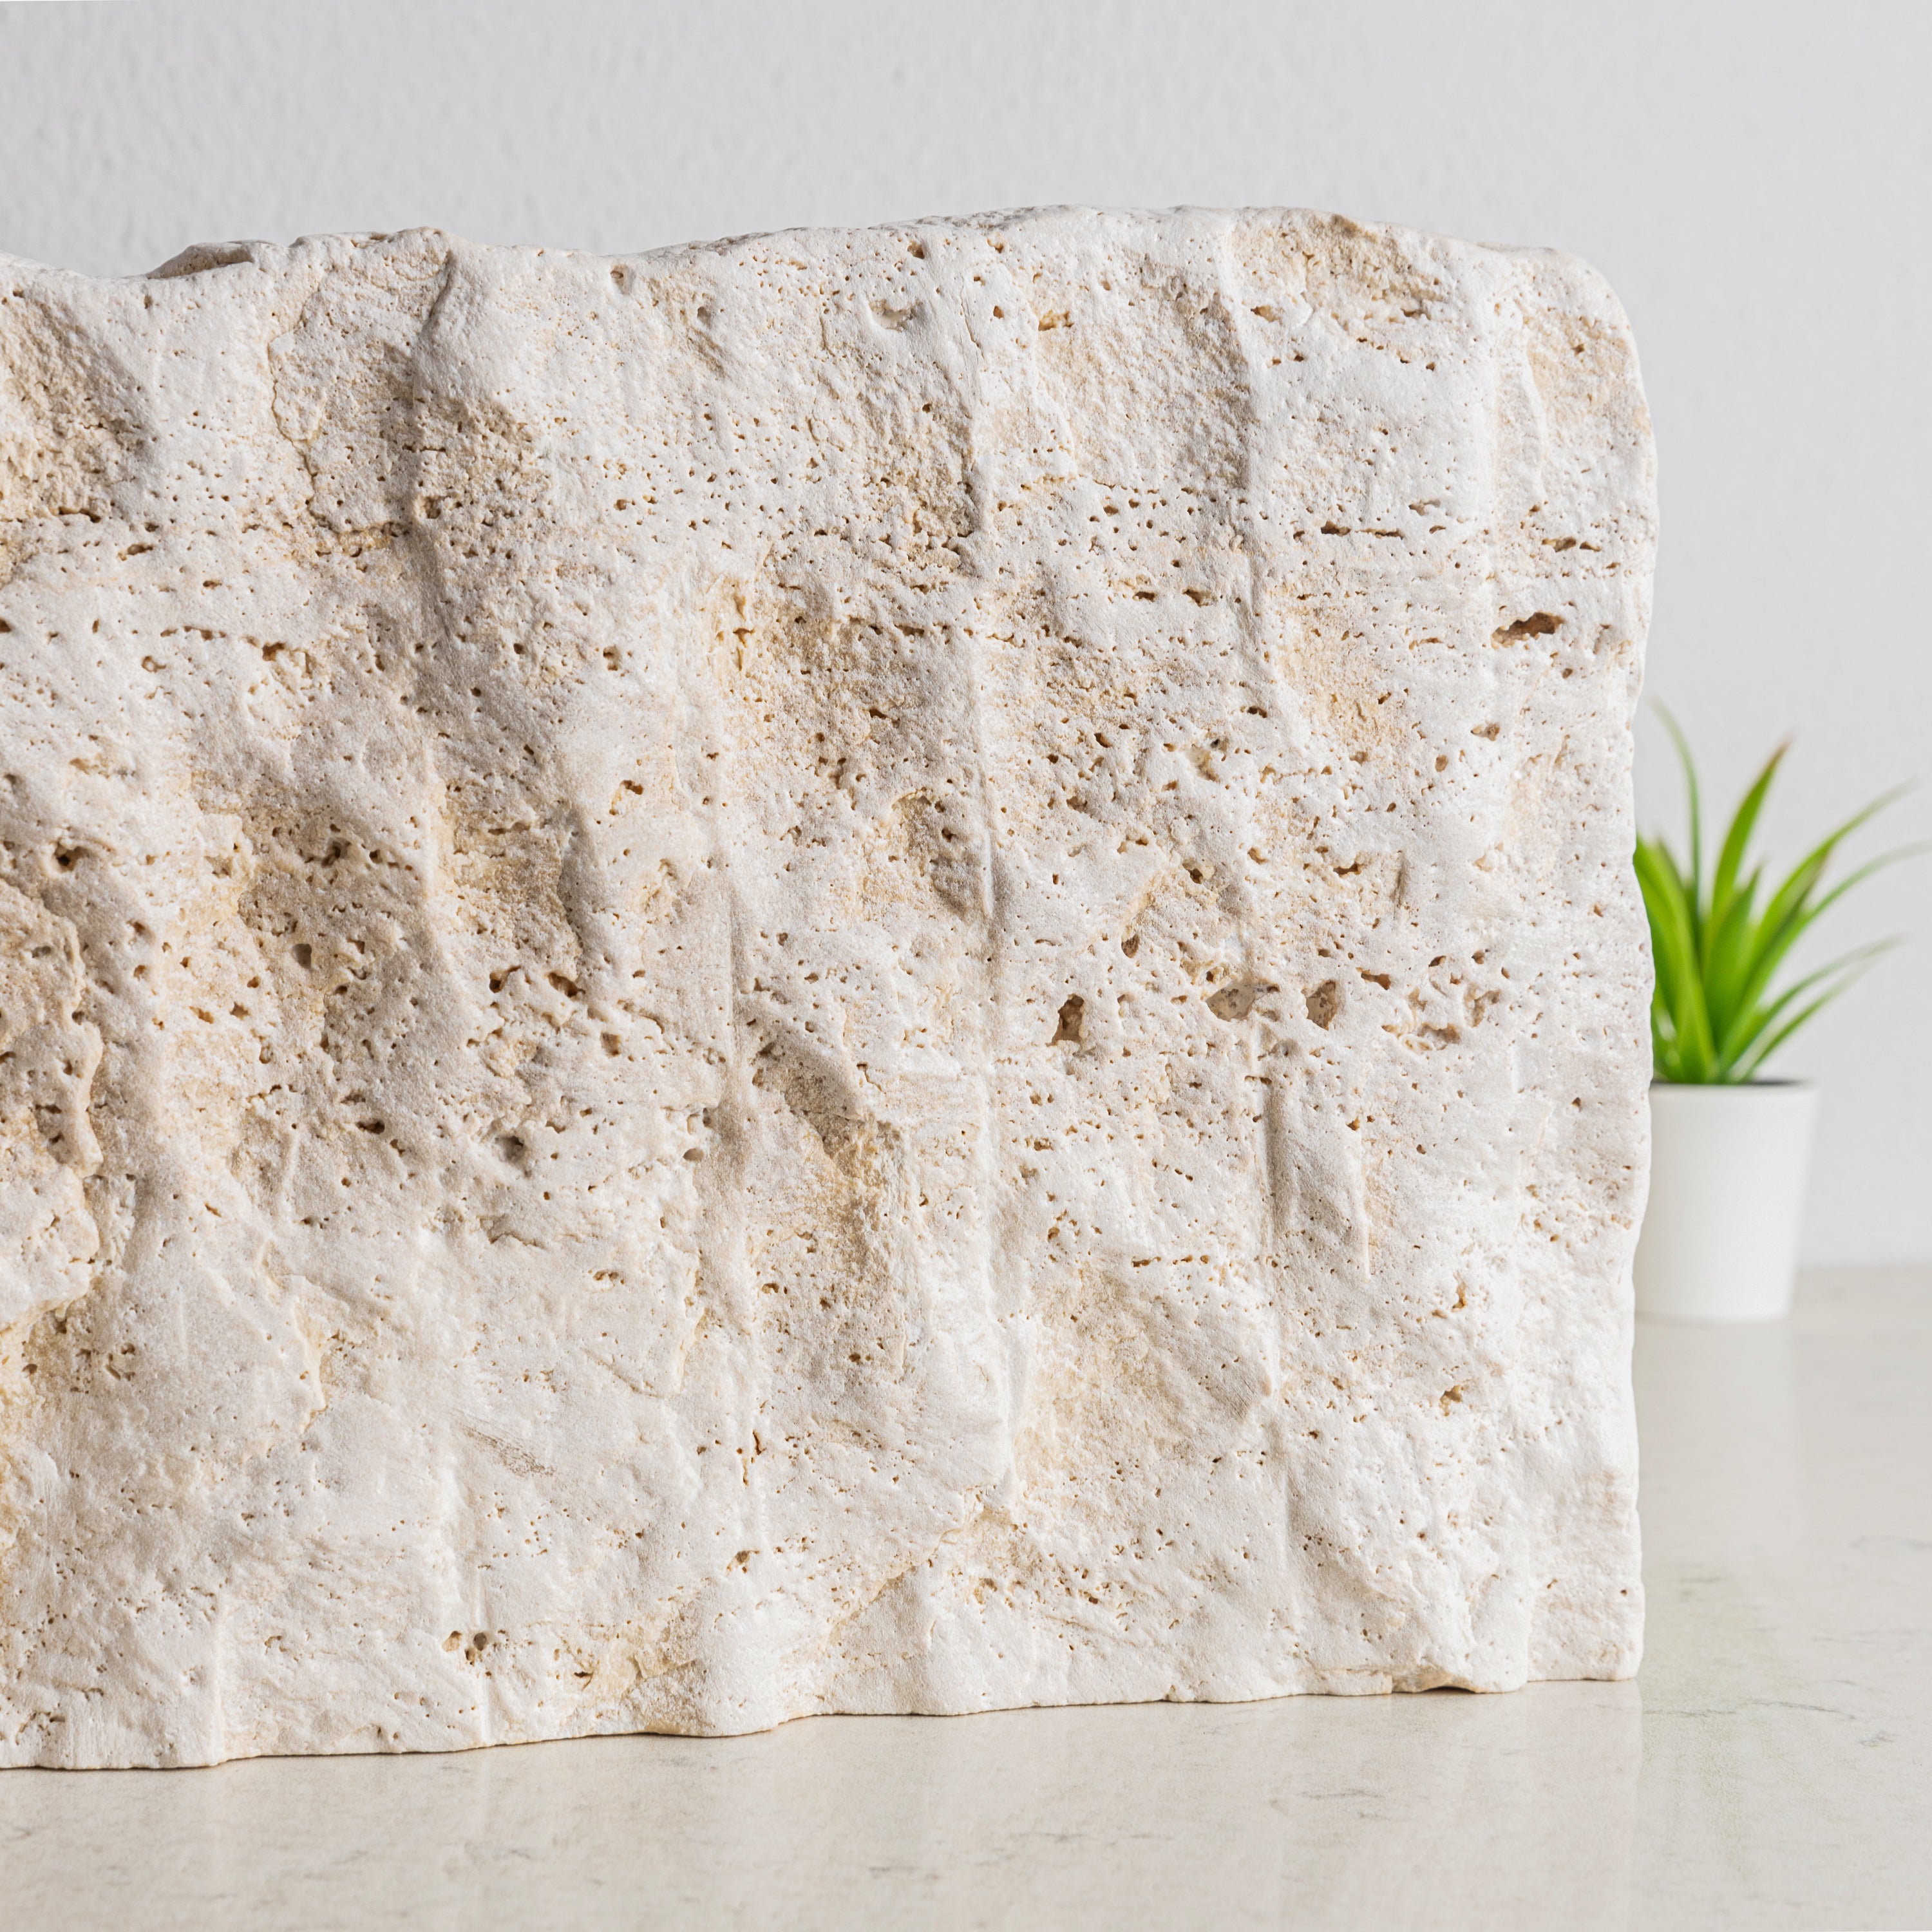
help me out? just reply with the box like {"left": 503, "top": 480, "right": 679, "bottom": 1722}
{"left": 1649, "top": 1077, "right": 1815, "bottom": 1092}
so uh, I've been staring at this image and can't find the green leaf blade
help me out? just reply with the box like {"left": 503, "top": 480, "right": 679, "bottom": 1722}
{"left": 1636, "top": 710, "right": 1920, "bottom": 1084}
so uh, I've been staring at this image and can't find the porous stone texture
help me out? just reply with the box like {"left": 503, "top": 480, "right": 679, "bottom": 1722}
{"left": 0, "top": 210, "right": 1654, "bottom": 1768}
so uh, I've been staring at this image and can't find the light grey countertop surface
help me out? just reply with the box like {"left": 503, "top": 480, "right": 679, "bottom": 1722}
{"left": 3, "top": 1268, "right": 1927, "bottom": 1930}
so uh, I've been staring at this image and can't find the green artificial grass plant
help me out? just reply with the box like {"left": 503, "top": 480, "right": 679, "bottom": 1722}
{"left": 1634, "top": 709, "right": 1923, "bottom": 1084}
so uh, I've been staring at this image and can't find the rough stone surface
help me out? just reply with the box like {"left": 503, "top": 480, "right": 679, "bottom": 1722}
{"left": 0, "top": 209, "right": 1654, "bottom": 1768}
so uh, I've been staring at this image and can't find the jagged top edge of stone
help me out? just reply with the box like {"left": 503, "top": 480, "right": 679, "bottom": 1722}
{"left": 0, "top": 205, "right": 1599, "bottom": 295}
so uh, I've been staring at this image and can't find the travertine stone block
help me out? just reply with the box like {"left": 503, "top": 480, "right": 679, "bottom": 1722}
{"left": 0, "top": 210, "right": 1654, "bottom": 1767}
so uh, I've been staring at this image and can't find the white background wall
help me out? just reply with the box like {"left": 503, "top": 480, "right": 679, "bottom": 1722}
{"left": 4, "top": 0, "right": 1926, "bottom": 1262}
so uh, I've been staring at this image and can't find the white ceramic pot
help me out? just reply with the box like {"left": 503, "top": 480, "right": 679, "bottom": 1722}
{"left": 1634, "top": 1081, "right": 1819, "bottom": 1322}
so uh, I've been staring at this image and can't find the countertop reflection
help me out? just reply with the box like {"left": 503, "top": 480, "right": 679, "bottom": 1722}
{"left": 3, "top": 1269, "right": 1926, "bottom": 1931}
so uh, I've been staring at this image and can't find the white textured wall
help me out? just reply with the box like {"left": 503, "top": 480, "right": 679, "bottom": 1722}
{"left": 3, "top": 0, "right": 1926, "bottom": 1262}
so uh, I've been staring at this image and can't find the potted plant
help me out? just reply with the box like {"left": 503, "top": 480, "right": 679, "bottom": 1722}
{"left": 1632, "top": 712, "right": 1920, "bottom": 1321}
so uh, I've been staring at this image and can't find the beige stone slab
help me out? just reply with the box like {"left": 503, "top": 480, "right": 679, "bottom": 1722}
{"left": 0, "top": 208, "right": 1654, "bottom": 1766}
{"left": 7, "top": 1274, "right": 1926, "bottom": 1929}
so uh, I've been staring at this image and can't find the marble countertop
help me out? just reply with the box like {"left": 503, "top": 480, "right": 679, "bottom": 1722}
{"left": 3, "top": 1269, "right": 1926, "bottom": 1930}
